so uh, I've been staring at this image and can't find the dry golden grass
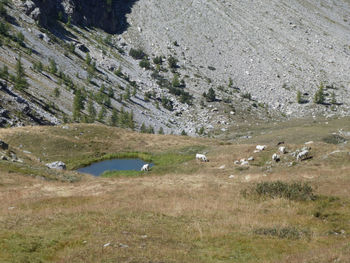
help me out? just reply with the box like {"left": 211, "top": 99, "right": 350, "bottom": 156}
{"left": 1, "top": 120, "right": 350, "bottom": 262}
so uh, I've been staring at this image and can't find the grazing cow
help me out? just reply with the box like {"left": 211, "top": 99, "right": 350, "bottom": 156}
{"left": 272, "top": 153, "right": 280, "bottom": 162}
{"left": 241, "top": 160, "right": 249, "bottom": 166}
{"left": 279, "top": 146, "right": 287, "bottom": 154}
{"left": 196, "top": 153, "right": 208, "bottom": 162}
{"left": 141, "top": 164, "right": 150, "bottom": 171}
{"left": 297, "top": 150, "right": 309, "bottom": 161}
{"left": 256, "top": 145, "right": 266, "bottom": 151}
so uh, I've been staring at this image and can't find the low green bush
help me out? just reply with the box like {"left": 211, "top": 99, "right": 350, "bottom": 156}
{"left": 243, "top": 181, "right": 315, "bottom": 201}
{"left": 322, "top": 134, "right": 346, "bottom": 144}
{"left": 254, "top": 226, "right": 310, "bottom": 240}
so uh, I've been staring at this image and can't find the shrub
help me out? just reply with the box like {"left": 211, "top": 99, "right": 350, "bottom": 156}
{"left": 161, "top": 96, "right": 173, "bottom": 111}
{"left": 139, "top": 59, "right": 151, "bottom": 69}
{"left": 322, "top": 134, "right": 346, "bottom": 144}
{"left": 254, "top": 226, "right": 310, "bottom": 240}
{"left": 129, "top": 48, "right": 146, "bottom": 60}
{"left": 33, "top": 61, "right": 43, "bottom": 72}
{"left": 153, "top": 56, "right": 163, "bottom": 65}
{"left": 114, "top": 66, "right": 123, "bottom": 77}
{"left": 241, "top": 92, "right": 252, "bottom": 100}
{"left": 204, "top": 87, "right": 216, "bottom": 102}
{"left": 243, "top": 181, "right": 315, "bottom": 201}
{"left": 168, "top": 56, "right": 178, "bottom": 69}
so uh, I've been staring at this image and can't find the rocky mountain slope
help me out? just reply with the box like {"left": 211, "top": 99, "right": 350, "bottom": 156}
{"left": 0, "top": 0, "right": 349, "bottom": 135}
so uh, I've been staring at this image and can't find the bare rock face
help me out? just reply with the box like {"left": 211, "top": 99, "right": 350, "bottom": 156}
{"left": 29, "top": 0, "right": 136, "bottom": 34}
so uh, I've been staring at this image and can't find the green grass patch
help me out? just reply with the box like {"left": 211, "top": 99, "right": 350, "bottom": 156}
{"left": 0, "top": 161, "right": 81, "bottom": 182}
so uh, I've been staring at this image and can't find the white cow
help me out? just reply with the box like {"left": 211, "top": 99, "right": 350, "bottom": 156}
{"left": 196, "top": 153, "right": 208, "bottom": 162}
{"left": 272, "top": 153, "right": 280, "bottom": 162}
{"left": 279, "top": 146, "right": 287, "bottom": 154}
{"left": 256, "top": 145, "right": 266, "bottom": 151}
{"left": 141, "top": 164, "right": 150, "bottom": 171}
{"left": 297, "top": 150, "right": 309, "bottom": 161}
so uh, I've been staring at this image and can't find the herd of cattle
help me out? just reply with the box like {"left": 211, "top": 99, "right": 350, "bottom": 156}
{"left": 141, "top": 144, "right": 312, "bottom": 171}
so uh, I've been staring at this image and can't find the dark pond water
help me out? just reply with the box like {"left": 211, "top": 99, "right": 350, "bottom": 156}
{"left": 77, "top": 159, "right": 153, "bottom": 176}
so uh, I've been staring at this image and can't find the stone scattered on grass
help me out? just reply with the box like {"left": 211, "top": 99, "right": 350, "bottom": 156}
{"left": 46, "top": 161, "right": 66, "bottom": 170}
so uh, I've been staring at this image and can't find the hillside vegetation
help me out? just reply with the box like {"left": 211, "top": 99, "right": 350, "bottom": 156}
{"left": 0, "top": 0, "right": 350, "bottom": 135}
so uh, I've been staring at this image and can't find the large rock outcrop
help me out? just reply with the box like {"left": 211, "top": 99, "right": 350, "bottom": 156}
{"left": 22, "top": 0, "right": 137, "bottom": 34}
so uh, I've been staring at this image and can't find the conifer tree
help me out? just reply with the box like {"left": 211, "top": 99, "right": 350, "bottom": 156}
{"left": 14, "top": 56, "right": 28, "bottom": 91}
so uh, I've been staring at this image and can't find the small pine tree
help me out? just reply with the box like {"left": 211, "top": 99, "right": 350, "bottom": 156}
{"left": 110, "top": 108, "right": 118, "bottom": 126}
{"left": 49, "top": 58, "right": 58, "bottom": 75}
{"left": 158, "top": 127, "right": 164, "bottom": 134}
{"left": 16, "top": 32, "right": 25, "bottom": 46}
{"left": 181, "top": 130, "right": 187, "bottom": 136}
{"left": 147, "top": 125, "right": 155, "bottom": 134}
{"left": 53, "top": 87, "right": 60, "bottom": 97}
{"left": 140, "top": 123, "right": 147, "bottom": 133}
{"left": 296, "top": 90, "right": 302, "bottom": 104}
{"left": 33, "top": 61, "right": 43, "bottom": 72}
{"left": 108, "top": 87, "right": 114, "bottom": 98}
{"left": 73, "top": 89, "right": 84, "bottom": 121}
{"left": 172, "top": 74, "right": 180, "bottom": 87}
{"left": 1, "top": 65, "right": 9, "bottom": 80}
{"left": 331, "top": 91, "right": 337, "bottom": 105}
{"left": 123, "top": 86, "right": 131, "bottom": 100}
{"left": 228, "top": 77, "right": 233, "bottom": 88}
{"left": 198, "top": 126, "right": 205, "bottom": 135}
{"left": 58, "top": 11, "right": 63, "bottom": 21}
{"left": 97, "top": 105, "right": 106, "bottom": 122}
{"left": 14, "top": 56, "right": 28, "bottom": 91}
{"left": 314, "top": 84, "right": 325, "bottom": 104}
{"left": 104, "top": 96, "right": 111, "bottom": 107}
{"left": 87, "top": 99, "right": 96, "bottom": 123}
{"left": 128, "top": 110, "right": 135, "bottom": 130}
{"left": 66, "top": 16, "right": 72, "bottom": 28}
{"left": 115, "top": 66, "right": 122, "bottom": 77}
{"left": 85, "top": 53, "right": 92, "bottom": 65}
{"left": 168, "top": 56, "right": 178, "bottom": 69}
{"left": 206, "top": 87, "right": 216, "bottom": 102}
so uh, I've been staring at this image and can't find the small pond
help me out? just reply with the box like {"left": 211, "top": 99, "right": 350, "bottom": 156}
{"left": 77, "top": 159, "right": 153, "bottom": 176}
